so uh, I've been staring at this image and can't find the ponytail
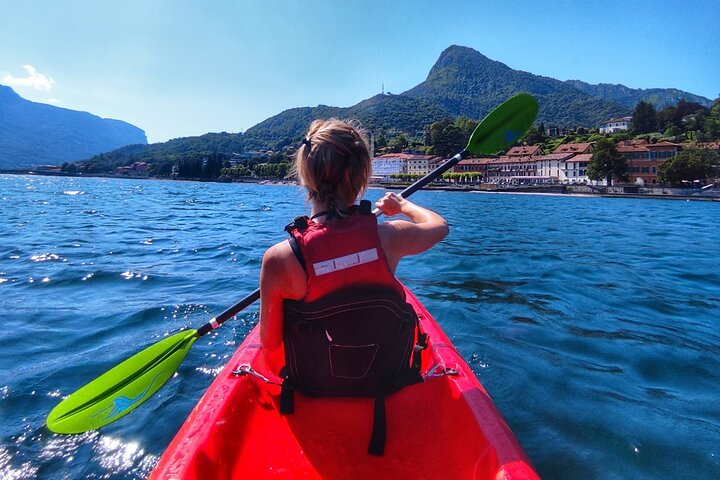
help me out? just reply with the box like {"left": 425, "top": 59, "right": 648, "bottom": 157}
{"left": 293, "top": 119, "right": 371, "bottom": 211}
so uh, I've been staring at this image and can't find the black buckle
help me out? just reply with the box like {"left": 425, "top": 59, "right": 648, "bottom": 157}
{"left": 359, "top": 199, "right": 372, "bottom": 214}
{"left": 285, "top": 215, "right": 309, "bottom": 233}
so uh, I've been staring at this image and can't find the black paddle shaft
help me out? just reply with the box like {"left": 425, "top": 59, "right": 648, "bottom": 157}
{"left": 197, "top": 288, "right": 260, "bottom": 337}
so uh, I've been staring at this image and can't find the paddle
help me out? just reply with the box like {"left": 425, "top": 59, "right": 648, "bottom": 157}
{"left": 46, "top": 93, "right": 538, "bottom": 434}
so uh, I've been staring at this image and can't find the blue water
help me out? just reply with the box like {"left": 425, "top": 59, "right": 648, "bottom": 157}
{"left": 1, "top": 174, "right": 719, "bottom": 479}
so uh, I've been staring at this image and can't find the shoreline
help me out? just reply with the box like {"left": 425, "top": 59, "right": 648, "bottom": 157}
{"left": 2, "top": 170, "right": 718, "bottom": 202}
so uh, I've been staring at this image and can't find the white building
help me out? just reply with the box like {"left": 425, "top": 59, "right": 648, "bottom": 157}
{"left": 560, "top": 153, "right": 592, "bottom": 183}
{"left": 372, "top": 155, "right": 406, "bottom": 180}
{"left": 535, "top": 153, "right": 575, "bottom": 181}
{"left": 600, "top": 116, "right": 633, "bottom": 134}
{"left": 372, "top": 153, "right": 442, "bottom": 180}
{"left": 405, "top": 154, "right": 442, "bottom": 175}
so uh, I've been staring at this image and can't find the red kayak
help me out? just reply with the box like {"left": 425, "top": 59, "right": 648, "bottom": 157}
{"left": 150, "top": 286, "right": 539, "bottom": 479}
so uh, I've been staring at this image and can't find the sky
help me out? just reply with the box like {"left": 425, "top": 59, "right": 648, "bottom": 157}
{"left": 1, "top": 0, "right": 718, "bottom": 143}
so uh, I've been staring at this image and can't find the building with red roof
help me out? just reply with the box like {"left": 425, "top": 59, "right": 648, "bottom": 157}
{"left": 553, "top": 143, "right": 594, "bottom": 155}
{"left": 616, "top": 140, "right": 682, "bottom": 185}
{"left": 506, "top": 145, "right": 542, "bottom": 158}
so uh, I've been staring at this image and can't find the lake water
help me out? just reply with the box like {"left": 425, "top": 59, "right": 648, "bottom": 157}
{"left": 1, "top": 174, "right": 719, "bottom": 479}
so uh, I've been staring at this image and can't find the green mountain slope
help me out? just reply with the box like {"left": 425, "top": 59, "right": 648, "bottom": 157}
{"left": 243, "top": 95, "right": 451, "bottom": 150}
{"left": 564, "top": 79, "right": 713, "bottom": 110}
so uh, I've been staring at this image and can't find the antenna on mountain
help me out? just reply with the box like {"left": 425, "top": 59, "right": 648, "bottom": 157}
{"left": 382, "top": 83, "right": 385, "bottom": 95}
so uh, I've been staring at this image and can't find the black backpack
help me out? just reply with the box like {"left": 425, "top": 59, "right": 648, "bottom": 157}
{"left": 280, "top": 286, "right": 426, "bottom": 455}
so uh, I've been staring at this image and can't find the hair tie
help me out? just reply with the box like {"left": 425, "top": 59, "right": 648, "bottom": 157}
{"left": 301, "top": 137, "right": 311, "bottom": 147}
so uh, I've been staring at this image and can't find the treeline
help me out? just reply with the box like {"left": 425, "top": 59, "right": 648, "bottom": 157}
{"left": 221, "top": 162, "right": 290, "bottom": 179}
{"left": 176, "top": 153, "right": 225, "bottom": 178}
{"left": 632, "top": 98, "right": 720, "bottom": 140}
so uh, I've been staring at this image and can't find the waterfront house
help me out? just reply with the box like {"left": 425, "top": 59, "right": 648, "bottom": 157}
{"left": 600, "top": 117, "right": 633, "bottom": 134}
{"left": 371, "top": 153, "right": 442, "bottom": 180}
{"left": 616, "top": 140, "right": 682, "bottom": 185}
{"left": 453, "top": 157, "right": 494, "bottom": 174}
{"left": 534, "top": 153, "right": 575, "bottom": 182}
{"left": 561, "top": 153, "right": 592, "bottom": 183}
{"left": 372, "top": 154, "right": 405, "bottom": 180}
{"left": 405, "top": 154, "right": 443, "bottom": 176}
{"left": 481, "top": 156, "right": 542, "bottom": 184}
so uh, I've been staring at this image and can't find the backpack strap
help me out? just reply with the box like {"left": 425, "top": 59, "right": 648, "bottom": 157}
{"left": 280, "top": 379, "right": 295, "bottom": 414}
{"left": 368, "top": 395, "right": 387, "bottom": 456}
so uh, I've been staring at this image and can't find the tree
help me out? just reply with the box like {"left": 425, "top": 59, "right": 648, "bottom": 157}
{"left": 426, "top": 119, "right": 466, "bottom": 158}
{"left": 454, "top": 116, "right": 478, "bottom": 137}
{"left": 658, "top": 148, "right": 717, "bottom": 186}
{"left": 632, "top": 101, "right": 658, "bottom": 134}
{"left": 587, "top": 137, "right": 628, "bottom": 186}
{"left": 657, "top": 105, "right": 681, "bottom": 131}
{"left": 520, "top": 125, "right": 546, "bottom": 145}
{"left": 704, "top": 99, "right": 720, "bottom": 140}
{"left": 388, "top": 134, "right": 409, "bottom": 152}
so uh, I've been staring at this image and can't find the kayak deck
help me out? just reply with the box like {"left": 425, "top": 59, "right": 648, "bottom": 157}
{"left": 151, "top": 288, "right": 538, "bottom": 479}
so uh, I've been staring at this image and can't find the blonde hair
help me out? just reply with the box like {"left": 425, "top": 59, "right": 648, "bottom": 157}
{"left": 294, "top": 119, "right": 371, "bottom": 211}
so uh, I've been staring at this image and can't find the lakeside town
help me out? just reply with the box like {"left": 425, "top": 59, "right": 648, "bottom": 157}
{"left": 372, "top": 137, "right": 719, "bottom": 188}
{"left": 19, "top": 99, "right": 720, "bottom": 200}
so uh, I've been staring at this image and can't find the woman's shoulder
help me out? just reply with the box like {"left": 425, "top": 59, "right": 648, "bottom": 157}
{"left": 261, "top": 239, "right": 307, "bottom": 299}
{"left": 263, "top": 239, "right": 296, "bottom": 268}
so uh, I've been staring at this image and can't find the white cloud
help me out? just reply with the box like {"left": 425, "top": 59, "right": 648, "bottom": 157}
{"left": 2, "top": 65, "right": 55, "bottom": 91}
{"left": 47, "top": 98, "right": 63, "bottom": 105}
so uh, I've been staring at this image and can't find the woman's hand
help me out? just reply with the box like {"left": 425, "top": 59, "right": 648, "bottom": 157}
{"left": 375, "top": 192, "right": 407, "bottom": 216}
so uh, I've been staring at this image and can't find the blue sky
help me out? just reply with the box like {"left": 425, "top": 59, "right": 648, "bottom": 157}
{"left": 1, "top": 0, "right": 718, "bottom": 143}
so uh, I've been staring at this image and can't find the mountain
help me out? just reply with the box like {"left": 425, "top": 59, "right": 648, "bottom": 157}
{"left": 0, "top": 85, "right": 146, "bottom": 169}
{"left": 243, "top": 94, "right": 451, "bottom": 150}
{"left": 81, "top": 45, "right": 713, "bottom": 164}
{"left": 247, "top": 46, "right": 635, "bottom": 149}
{"left": 564, "top": 80, "right": 713, "bottom": 110}
{"left": 403, "top": 45, "right": 630, "bottom": 128}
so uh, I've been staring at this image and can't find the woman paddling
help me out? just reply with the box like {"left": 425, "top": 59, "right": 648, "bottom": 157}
{"left": 260, "top": 118, "right": 448, "bottom": 368}
{"left": 258, "top": 118, "right": 448, "bottom": 454}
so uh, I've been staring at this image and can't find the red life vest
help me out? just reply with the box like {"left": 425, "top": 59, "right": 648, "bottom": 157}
{"left": 285, "top": 201, "right": 404, "bottom": 303}
{"left": 280, "top": 201, "right": 426, "bottom": 456}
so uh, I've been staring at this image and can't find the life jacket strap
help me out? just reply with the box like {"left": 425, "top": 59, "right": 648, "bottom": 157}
{"left": 287, "top": 236, "right": 307, "bottom": 272}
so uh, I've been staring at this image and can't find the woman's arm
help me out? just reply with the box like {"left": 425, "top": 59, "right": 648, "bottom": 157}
{"left": 259, "top": 241, "right": 306, "bottom": 372}
{"left": 375, "top": 192, "right": 449, "bottom": 272}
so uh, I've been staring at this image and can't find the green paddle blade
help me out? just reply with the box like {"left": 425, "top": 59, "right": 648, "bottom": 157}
{"left": 466, "top": 93, "right": 539, "bottom": 155}
{"left": 47, "top": 329, "right": 198, "bottom": 434}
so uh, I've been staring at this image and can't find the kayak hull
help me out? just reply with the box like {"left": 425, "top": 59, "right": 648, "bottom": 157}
{"left": 151, "top": 287, "right": 539, "bottom": 479}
